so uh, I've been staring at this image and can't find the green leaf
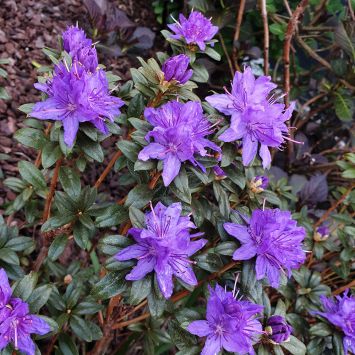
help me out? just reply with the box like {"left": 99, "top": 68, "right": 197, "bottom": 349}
{"left": 191, "top": 63, "right": 209, "bottom": 83}
{"left": 42, "top": 142, "right": 62, "bottom": 168}
{"left": 5, "top": 237, "right": 34, "bottom": 252}
{"left": 70, "top": 316, "right": 103, "bottom": 342}
{"left": 213, "top": 181, "right": 229, "bottom": 218}
{"left": 0, "top": 87, "right": 11, "bottom": 100}
{"left": 309, "top": 323, "right": 333, "bottom": 337}
{"left": 41, "top": 214, "right": 74, "bottom": 232}
{"left": 204, "top": 47, "right": 221, "bottom": 61}
{"left": 19, "top": 103, "right": 35, "bottom": 114}
{"left": 18, "top": 161, "right": 47, "bottom": 190}
{"left": 95, "top": 205, "right": 128, "bottom": 228}
{"left": 58, "top": 334, "right": 79, "bottom": 355}
{"left": 125, "top": 184, "right": 153, "bottom": 209}
{"left": 0, "top": 248, "right": 19, "bottom": 265}
{"left": 12, "top": 272, "right": 38, "bottom": 301}
{"left": 14, "top": 127, "right": 46, "bottom": 149}
{"left": 129, "top": 275, "right": 152, "bottom": 305}
{"left": 147, "top": 276, "right": 166, "bottom": 318}
{"left": 74, "top": 301, "right": 104, "bottom": 315}
{"left": 27, "top": 284, "right": 53, "bottom": 313}
{"left": 171, "top": 168, "right": 191, "bottom": 204}
{"left": 80, "top": 138, "right": 104, "bottom": 162}
{"left": 91, "top": 272, "right": 127, "bottom": 300}
{"left": 59, "top": 166, "right": 81, "bottom": 199}
{"left": 214, "top": 241, "right": 237, "bottom": 256}
{"left": 73, "top": 222, "right": 91, "bottom": 250}
{"left": 116, "top": 140, "right": 140, "bottom": 162}
{"left": 334, "top": 91, "right": 354, "bottom": 121}
{"left": 127, "top": 93, "right": 145, "bottom": 117}
{"left": 281, "top": 335, "right": 306, "bottom": 355}
{"left": 48, "top": 234, "right": 68, "bottom": 261}
{"left": 129, "top": 206, "right": 146, "bottom": 229}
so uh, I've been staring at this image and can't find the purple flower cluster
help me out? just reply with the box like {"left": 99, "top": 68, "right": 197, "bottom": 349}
{"left": 31, "top": 26, "right": 124, "bottom": 147}
{"left": 206, "top": 67, "right": 296, "bottom": 168}
{"left": 224, "top": 208, "right": 306, "bottom": 288}
{"left": 162, "top": 54, "right": 193, "bottom": 84}
{"left": 266, "top": 315, "right": 293, "bottom": 344}
{"left": 168, "top": 11, "right": 218, "bottom": 51}
{"left": 0, "top": 269, "right": 50, "bottom": 355}
{"left": 115, "top": 202, "right": 206, "bottom": 299}
{"left": 313, "top": 290, "right": 355, "bottom": 354}
{"left": 138, "top": 101, "right": 221, "bottom": 186}
{"left": 187, "top": 284, "right": 263, "bottom": 355}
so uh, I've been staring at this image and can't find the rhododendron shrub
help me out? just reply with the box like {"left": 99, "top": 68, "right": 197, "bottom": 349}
{"left": 2, "top": 5, "right": 354, "bottom": 355}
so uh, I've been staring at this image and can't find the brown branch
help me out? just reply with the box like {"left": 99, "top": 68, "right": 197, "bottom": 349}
{"left": 260, "top": 0, "right": 269, "bottom": 75}
{"left": 42, "top": 157, "right": 63, "bottom": 222}
{"left": 34, "top": 123, "right": 52, "bottom": 168}
{"left": 218, "top": 33, "right": 235, "bottom": 77}
{"left": 232, "top": 0, "right": 246, "bottom": 71}
{"left": 94, "top": 150, "right": 123, "bottom": 189}
{"left": 332, "top": 280, "right": 355, "bottom": 295}
{"left": 283, "top": 0, "right": 309, "bottom": 162}
{"left": 314, "top": 183, "right": 354, "bottom": 230}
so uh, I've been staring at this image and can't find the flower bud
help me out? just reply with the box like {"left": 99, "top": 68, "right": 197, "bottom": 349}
{"left": 313, "top": 226, "right": 329, "bottom": 242}
{"left": 266, "top": 315, "right": 292, "bottom": 344}
{"left": 213, "top": 165, "right": 226, "bottom": 180}
{"left": 249, "top": 175, "right": 269, "bottom": 193}
{"left": 162, "top": 54, "right": 193, "bottom": 84}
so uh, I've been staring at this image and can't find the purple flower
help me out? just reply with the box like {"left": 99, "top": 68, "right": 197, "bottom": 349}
{"left": 250, "top": 175, "right": 269, "bottom": 193}
{"left": 187, "top": 284, "right": 263, "bottom": 355}
{"left": 313, "top": 290, "right": 355, "bottom": 354}
{"left": 266, "top": 315, "right": 292, "bottom": 344}
{"left": 224, "top": 209, "right": 306, "bottom": 288}
{"left": 62, "top": 25, "right": 97, "bottom": 72}
{"left": 115, "top": 202, "right": 206, "bottom": 299}
{"left": 0, "top": 269, "right": 51, "bottom": 355}
{"left": 162, "top": 54, "right": 193, "bottom": 84}
{"left": 138, "top": 101, "right": 221, "bottom": 186}
{"left": 168, "top": 11, "right": 218, "bottom": 51}
{"left": 206, "top": 67, "right": 296, "bottom": 169}
{"left": 63, "top": 25, "right": 92, "bottom": 55}
{"left": 314, "top": 226, "right": 330, "bottom": 242}
{"left": 31, "top": 62, "right": 124, "bottom": 146}
{"left": 213, "top": 165, "right": 226, "bottom": 178}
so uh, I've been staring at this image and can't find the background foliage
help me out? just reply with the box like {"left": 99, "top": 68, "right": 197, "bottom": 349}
{"left": 1, "top": 0, "right": 354, "bottom": 354}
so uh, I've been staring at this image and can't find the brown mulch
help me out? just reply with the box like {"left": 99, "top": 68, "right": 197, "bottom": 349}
{"left": 0, "top": 0, "right": 160, "bottom": 208}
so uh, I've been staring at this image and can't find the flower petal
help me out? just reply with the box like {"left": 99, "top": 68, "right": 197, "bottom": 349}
{"left": 62, "top": 116, "right": 79, "bottom": 147}
{"left": 232, "top": 244, "right": 257, "bottom": 260}
{"left": 0, "top": 268, "right": 12, "bottom": 306}
{"left": 242, "top": 134, "right": 258, "bottom": 166}
{"left": 126, "top": 256, "right": 155, "bottom": 281}
{"left": 156, "top": 263, "right": 174, "bottom": 299}
{"left": 223, "top": 223, "right": 251, "bottom": 243}
{"left": 187, "top": 320, "right": 211, "bottom": 337}
{"left": 259, "top": 144, "right": 271, "bottom": 169}
{"left": 201, "top": 335, "right": 222, "bottom": 355}
{"left": 162, "top": 153, "right": 181, "bottom": 186}
{"left": 205, "top": 94, "right": 234, "bottom": 115}
{"left": 23, "top": 315, "right": 51, "bottom": 335}
{"left": 138, "top": 143, "right": 166, "bottom": 161}
{"left": 30, "top": 98, "right": 66, "bottom": 120}
{"left": 115, "top": 244, "right": 148, "bottom": 261}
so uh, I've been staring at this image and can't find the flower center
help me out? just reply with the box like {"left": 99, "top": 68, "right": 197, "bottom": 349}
{"left": 67, "top": 103, "right": 77, "bottom": 112}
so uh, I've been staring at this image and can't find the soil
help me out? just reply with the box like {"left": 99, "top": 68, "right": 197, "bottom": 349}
{"left": 0, "top": 0, "right": 160, "bottom": 209}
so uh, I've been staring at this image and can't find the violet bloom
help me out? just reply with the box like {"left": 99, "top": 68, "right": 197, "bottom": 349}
{"left": 250, "top": 175, "right": 269, "bottom": 193}
{"left": 224, "top": 209, "right": 306, "bottom": 288}
{"left": 62, "top": 25, "right": 97, "bottom": 72}
{"left": 0, "top": 269, "right": 50, "bottom": 355}
{"left": 162, "top": 54, "right": 193, "bottom": 84}
{"left": 31, "top": 62, "right": 124, "bottom": 146}
{"left": 115, "top": 202, "right": 206, "bottom": 299}
{"left": 187, "top": 284, "right": 263, "bottom": 355}
{"left": 168, "top": 11, "right": 218, "bottom": 51}
{"left": 313, "top": 290, "right": 355, "bottom": 354}
{"left": 266, "top": 315, "right": 293, "bottom": 344}
{"left": 206, "top": 67, "right": 296, "bottom": 168}
{"left": 138, "top": 101, "right": 221, "bottom": 186}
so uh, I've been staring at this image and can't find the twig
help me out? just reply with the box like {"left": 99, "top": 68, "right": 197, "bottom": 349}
{"left": 232, "top": 0, "right": 246, "bottom": 71}
{"left": 314, "top": 183, "right": 354, "bottom": 230}
{"left": 283, "top": 0, "right": 309, "bottom": 163}
{"left": 94, "top": 150, "right": 123, "bottom": 189}
{"left": 332, "top": 280, "right": 355, "bottom": 295}
{"left": 42, "top": 157, "right": 63, "bottom": 222}
{"left": 218, "top": 33, "right": 234, "bottom": 77}
{"left": 260, "top": 0, "right": 269, "bottom": 75}
{"left": 348, "top": 0, "right": 355, "bottom": 21}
